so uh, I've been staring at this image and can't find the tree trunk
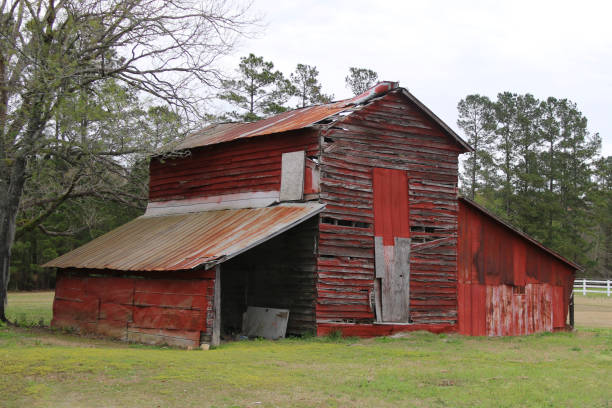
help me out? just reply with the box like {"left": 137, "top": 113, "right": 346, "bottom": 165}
{"left": 0, "top": 156, "right": 27, "bottom": 322}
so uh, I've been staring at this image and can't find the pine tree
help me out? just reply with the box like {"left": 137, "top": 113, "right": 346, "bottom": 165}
{"left": 457, "top": 95, "right": 496, "bottom": 200}
{"left": 290, "top": 64, "right": 333, "bottom": 107}
{"left": 219, "top": 54, "right": 292, "bottom": 121}
{"left": 345, "top": 67, "right": 379, "bottom": 95}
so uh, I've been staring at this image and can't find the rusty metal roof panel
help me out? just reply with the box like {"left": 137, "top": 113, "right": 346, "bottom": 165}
{"left": 175, "top": 82, "right": 402, "bottom": 151}
{"left": 177, "top": 104, "right": 348, "bottom": 150}
{"left": 43, "top": 203, "right": 324, "bottom": 271}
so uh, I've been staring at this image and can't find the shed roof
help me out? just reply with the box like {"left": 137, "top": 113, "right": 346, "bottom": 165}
{"left": 43, "top": 203, "right": 324, "bottom": 272}
{"left": 177, "top": 82, "right": 472, "bottom": 152}
{"left": 459, "top": 197, "right": 581, "bottom": 271}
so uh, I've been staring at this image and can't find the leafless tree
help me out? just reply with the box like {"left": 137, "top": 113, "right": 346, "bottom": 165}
{"left": 0, "top": 0, "right": 254, "bottom": 321}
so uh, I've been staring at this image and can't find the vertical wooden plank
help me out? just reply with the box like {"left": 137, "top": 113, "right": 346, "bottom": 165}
{"left": 553, "top": 285, "right": 565, "bottom": 328}
{"left": 381, "top": 244, "right": 395, "bottom": 321}
{"left": 472, "top": 284, "right": 487, "bottom": 336}
{"left": 513, "top": 241, "right": 527, "bottom": 287}
{"left": 373, "top": 236, "right": 384, "bottom": 322}
{"left": 457, "top": 282, "right": 466, "bottom": 334}
{"left": 211, "top": 265, "right": 221, "bottom": 347}
{"left": 373, "top": 279, "right": 382, "bottom": 323}
{"left": 392, "top": 237, "right": 411, "bottom": 321}
{"left": 374, "top": 236, "right": 385, "bottom": 279}
{"left": 544, "top": 284, "right": 553, "bottom": 332}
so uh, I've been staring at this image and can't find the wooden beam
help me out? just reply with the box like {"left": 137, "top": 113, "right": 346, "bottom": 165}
{"left": 211, "top": 265, "right": 221, "bottom": 347}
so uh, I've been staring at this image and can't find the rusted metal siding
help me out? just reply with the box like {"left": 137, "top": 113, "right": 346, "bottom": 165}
{"left": 150, "top": 130, "right": 319, "bottom": 202}
{"left": 44, "top": 203, "right": 324, "bottom": 271}
{"left": 457, "top": 199, "right": 576, "bottom": 336}
{"left": 316, "top": 89, "right": 461, "bottom": 331}
{"left": 52, "top": 269, "right": 215, "bottom": 347}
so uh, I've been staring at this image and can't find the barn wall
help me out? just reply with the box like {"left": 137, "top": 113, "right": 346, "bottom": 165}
{"left": 457, "top": 200, "right": 575, "bottom": 336}
{"left": 316, "top": 90, "right": 462, "bottom": 333}
{"left": 149, "top": 129, "right": 319, "bottom": 202}
{"left": 221, "top": 218, "right": 317, "bottom": 336}
{"left": 52, "top": 269, "right": 216, "bottom": 347}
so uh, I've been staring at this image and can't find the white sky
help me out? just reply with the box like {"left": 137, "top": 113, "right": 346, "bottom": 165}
{"left": 223, "top": 0, "right": 612, "bottom": 156}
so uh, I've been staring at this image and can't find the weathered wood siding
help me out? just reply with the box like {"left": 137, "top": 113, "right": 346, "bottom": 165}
{"left": 52, "top": 269, "right": 216, "bottom": 347}
{"left": 220, "top": 218, "right": 317, "bottom": 336}
{"left": 316, "top": 90, "right": 462, "bottom": 331}
{"left": 149, "top": 129, "right": 319, "bottom": 202}
{"left": 457, "top": 200, "right": 575, "bottom": 335}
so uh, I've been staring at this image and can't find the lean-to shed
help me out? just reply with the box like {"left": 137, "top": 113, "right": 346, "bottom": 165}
{"left": 44, "top": 82, "right": 578, "bottom": 347}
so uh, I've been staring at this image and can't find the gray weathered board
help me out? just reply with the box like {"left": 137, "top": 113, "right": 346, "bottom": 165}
{"left": 280, "top": 150, "right": 305, "bottom": 201}
{"left": 374, "top": 236, "right": 410, "bottom": 322}
{"left": 242, "top": 306, "right": 290, "bottom": 339}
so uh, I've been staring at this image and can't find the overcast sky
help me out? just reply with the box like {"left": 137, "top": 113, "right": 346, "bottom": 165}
{"left": 222, "top": 0, "right": 612, "bottom": 156}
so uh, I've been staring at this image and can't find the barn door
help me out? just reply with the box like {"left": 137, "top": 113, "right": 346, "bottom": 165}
{"left": 373, "top": 168, "right": 411, "bottom": 322}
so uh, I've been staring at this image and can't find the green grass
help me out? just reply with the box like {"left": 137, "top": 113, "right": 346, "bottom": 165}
{"left": 2, "top": 292, "right": 612, "bottom": 407}
{"left": 5, "top": 291, "right": 54, "bottom": 326}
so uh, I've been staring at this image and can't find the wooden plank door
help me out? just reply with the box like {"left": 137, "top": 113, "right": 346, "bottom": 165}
{"left": 373, "top": 168, "right": 411, "bottom": 322}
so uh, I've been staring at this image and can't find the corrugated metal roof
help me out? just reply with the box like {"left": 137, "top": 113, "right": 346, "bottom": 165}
{"left": 459, "top": 197, "right": 581, "bottom": 270}
{"left": 43, "top": 203, "right": 324, "bottom": 272}
{"left": 175, "top": 81, "right": 471, "bottom": 152}
{"left": 177, "top": 103, "right": 348, "bottom": 150}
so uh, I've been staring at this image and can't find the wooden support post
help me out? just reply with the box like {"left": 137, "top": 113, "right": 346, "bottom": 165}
{"left": 211, "top": 265, "right": 221, "bottom": 347}
{"left": 569, "top": 291, "right": 574, "bottom": 328}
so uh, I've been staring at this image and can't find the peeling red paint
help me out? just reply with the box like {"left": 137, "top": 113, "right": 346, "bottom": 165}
{"left": 457, "top": 199, "right": 575, "bottom": 335}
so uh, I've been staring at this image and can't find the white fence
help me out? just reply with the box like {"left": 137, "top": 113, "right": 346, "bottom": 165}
{"left": 573, "top": 279, "right": 611, "bottom": 296}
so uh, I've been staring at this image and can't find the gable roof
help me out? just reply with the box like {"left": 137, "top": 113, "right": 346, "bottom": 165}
{"left": 177, "top": 82, "right": 472, "bottom": 152}
{"left": 460, "top": 197, "right": 581, "bottom": 271}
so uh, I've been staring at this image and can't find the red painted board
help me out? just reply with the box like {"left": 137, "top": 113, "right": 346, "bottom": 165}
{"left": 133, "top": 292, "right": 207, "bottom": 310}
{"left": 457, "top": 282, "right": 470, "bottom": 335}
{"left": 553, "top": 285, "right": 566, "bottom": 328}
{"left": 316, "top": 323, "right": 455, "bottom": 337}
{"left": 513, "top": 241, "right": 527, "bottom": 286}
{"left": 132, "top": 307, "right": 205, "bottom": 331}
{"left": 373, "top": 167, "right": 410, "bottom": 245}
{"left": 55, "top": 276, "right": 87, "bottom": 291}
{"left": 470, "top": 284, "right": 487, "bottom": 336}
{"left": 55, "top": 286, "right": 91, "bottom": 302}
{"left": 134, "top": 279, "right": 209, "bottom": 296}
{"left": 99, "top": 302, "right": 133, "bottom": 322}
{"left": 86, "top": 277, "right": 135, "bottom": 304}
{"left": 53, "top": 298, "right": 99, "bottom": 322}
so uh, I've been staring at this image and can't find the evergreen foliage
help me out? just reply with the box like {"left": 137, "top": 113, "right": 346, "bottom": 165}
{"left": 290, "top": 64, "right": 333, "bottom": 107}
{"left": 218, "top": 54, "right": 293, "bottom": 121}
{"left": 458, "top": 93, "right": 608, "bottom": 276}
{"left": 345, "top": 67, "right": 379, "bottom": 96}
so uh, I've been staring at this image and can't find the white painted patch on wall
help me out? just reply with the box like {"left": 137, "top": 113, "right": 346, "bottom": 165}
{"left": 144, "top": 191, "right": 280, "bottom": 217}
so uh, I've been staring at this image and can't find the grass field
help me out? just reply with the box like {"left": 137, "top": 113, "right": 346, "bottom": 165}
{"left": 5, "top": 291, "right": 54, "bottom": 326}
{"left": 2, "top": 292, "right": 612, "bottom": 408}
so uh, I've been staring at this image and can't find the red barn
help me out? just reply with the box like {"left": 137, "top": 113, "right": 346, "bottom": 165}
{"left": 44, "top": 82, "right": 578, "bottom": 347}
